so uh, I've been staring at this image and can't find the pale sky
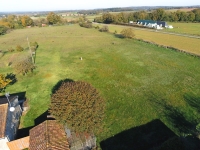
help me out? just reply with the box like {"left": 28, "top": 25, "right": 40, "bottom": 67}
{"left": 0, "top": 0, "right": 199, "bottom": 12}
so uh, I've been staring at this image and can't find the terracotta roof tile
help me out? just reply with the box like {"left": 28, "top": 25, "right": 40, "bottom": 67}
{"left": 7, "top": 136, "right": 29, "bottom": 150}
{"left": 29, "top": 120, "right": 69, "bottom": 150}
{"left": 0, "top": 104, "right": 8, "bottom": 138}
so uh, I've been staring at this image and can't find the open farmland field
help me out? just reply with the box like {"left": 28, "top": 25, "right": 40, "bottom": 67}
{"left": 1, "top": 25, "right": 200, "bottom": 148}
{"left": 164, "top": 22, "right": 200, "bottom": 36}
{"left": 165, "top": 8, "right": 197, "bottom": 12}
{"left": 94, "top": 23, "right": 200, "bottom": 55}
{"left": 86, "top": 14, "right": 102, "bottom": 21}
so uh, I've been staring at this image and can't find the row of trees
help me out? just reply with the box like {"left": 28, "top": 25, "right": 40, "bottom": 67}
{"left": 0, "top": 12, "right": 68, "bottom": 34}
{"left": 94, "top": 8, "right": 200, "bottom": 24}
{"left": 0, "top": 15, "right": 34, "bottom": 29}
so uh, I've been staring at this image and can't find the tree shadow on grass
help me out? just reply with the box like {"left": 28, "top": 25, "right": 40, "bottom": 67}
{"left": 148, "top": 93, "right": 196, "bottom": 135}
{"left": 183, "top": 93, "right": 200, "bottom": 113}
{"left": 51, "top": 78, "right": 74, "bottom": 94}
{"left": 6, "top": 73, "right": 17, "bottom": 85}
{"left": 100, "top": 119, "right": 176, "bottom": 150}
{"left": 114, "top": 33, "right": 124, "bottom": 39}
{"left": 16, "top": 110, "right": 54, "bottom": 139}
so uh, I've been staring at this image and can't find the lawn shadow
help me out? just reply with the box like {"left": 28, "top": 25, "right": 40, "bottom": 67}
{"left": 100, "top": 119, "right": 176, "bottom": 150}
{"left": 114, "top": 33, "right": 124, "bottom": 39}
{"left": 16, "top": 110, "right": 54, "bottom": 139}
{"left": 183, "top": 93, "right": 200, "bottom": 113}
{"left": 16, "top": 126, "right": 33, "bottom": 139}
{"left": 51, "top": 78, "right": 74, "bottom": 94}
{"left": 6, "top": 73, "right": 17, "bottom": 85}
{"left": 148, "top": 93, "right": 196, "bottom": 134}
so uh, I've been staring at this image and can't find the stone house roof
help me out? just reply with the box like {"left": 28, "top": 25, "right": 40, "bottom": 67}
{"left": 0, "top": 95, "right": 22, "bottom": 141}
{"left": 29, "top": 120, "right": 70, "bottom": 150}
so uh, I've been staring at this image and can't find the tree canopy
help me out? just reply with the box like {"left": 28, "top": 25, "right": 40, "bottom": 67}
{"left": 47, "top": 12, "right": 61, "bottom": 25}
{"left": 94, "top": 8, "right": 200, "bottom": 24}
{"left": 0, "top": 74, "right": 12, "bottom": 92}
{"left": 50, "top": 81, "right": 105, "bottom": 133}
{"left": 121, "top": 28, "right": 135, "bottom": 39}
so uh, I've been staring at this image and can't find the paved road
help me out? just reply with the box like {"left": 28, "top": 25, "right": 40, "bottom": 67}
{"left": 93, "top": 22, "right": 200, "bottom": 39}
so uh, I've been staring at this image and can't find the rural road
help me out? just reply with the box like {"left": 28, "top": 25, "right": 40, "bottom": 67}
{"left": 93, "top": 22, "right": 200, "bottom": 39}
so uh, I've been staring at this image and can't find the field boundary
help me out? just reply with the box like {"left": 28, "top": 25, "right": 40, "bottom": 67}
{"left": 135, "top": 38, "right": 200, "bottom": 58}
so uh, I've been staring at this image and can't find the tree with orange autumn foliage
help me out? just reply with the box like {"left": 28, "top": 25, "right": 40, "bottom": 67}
{"left": 50, "top": 81, "right": 105, "bottom": 133}
{"left": 20, "top": 16, "right": 33, "bottom": 27}
{"left": 0, "top": 74, "right": 12, "bottom": 92}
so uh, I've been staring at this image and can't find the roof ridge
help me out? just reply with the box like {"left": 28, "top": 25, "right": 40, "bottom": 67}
{"left": 0, "top": 103, "right": 8, "bottom": 138}
{"left": 46, "top": 120, "right": 49, "bottom": 148}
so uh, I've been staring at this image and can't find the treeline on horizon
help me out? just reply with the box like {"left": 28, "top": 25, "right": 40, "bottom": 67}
{"left": 94, "top": 8, "right": 200, "bottom": 24}
{"left": 0, "top": 12, "right": 69, "bottom": 35}
{"left": 77, "top": 6, "right": 199, "bottom": 14}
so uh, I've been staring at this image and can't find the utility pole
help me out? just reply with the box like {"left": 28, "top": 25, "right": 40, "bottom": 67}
{"left": 27, "top": 36, "right": 34, "bottom": 64}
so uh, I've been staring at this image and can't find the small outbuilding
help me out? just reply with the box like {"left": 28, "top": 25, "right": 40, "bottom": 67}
{"left": 157, "top": 21, "right": 168, "bottom": 27}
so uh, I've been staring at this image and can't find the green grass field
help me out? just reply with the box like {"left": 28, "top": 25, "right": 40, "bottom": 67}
{"left": 1, "top": 25, "right": 200, "bottom": 145}
{"left": 94, "top": 23, "right": 200, "bottom": 55}
{"left": 164, "top": 22, "right": 200, "bottom": 36}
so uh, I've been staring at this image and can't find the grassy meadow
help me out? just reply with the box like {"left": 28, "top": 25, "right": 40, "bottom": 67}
{"left": 95, "top": 23, "right": 200, "bottom": 55}
{"left": 1, "top": 25, "right": 200, "bottom": 145}
{"left": 164, "top": 22, "right": 200, "bottom": 36}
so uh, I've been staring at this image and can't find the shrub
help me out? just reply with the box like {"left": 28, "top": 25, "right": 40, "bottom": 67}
{"left": 13, "top": 57, "right": 35, "bottom": 75}
{"left": 16, "top": 45, "right": 24, "bottom": 52}
{"left": 79, "top": 22, "right": 93, "bottom": 28}
{"left": 0, "top": 74, "right": 12, "bottom": 92}
{"left": 30, "top": 41, "right": 38, "bottom": 52}
{"left": 120, "top": 28, "right": 135, "bottom": 39}
{"left": 99, "top": 25, "right": 109, "bottom": 32}
{"left": 0, "top": 25, "right": 8, "bottom": 35}
{"left": 8, "top": 47, "right": 14, "bottom": 52}
{"left": 95, "top": 25, "right": 100, "bottom": 29}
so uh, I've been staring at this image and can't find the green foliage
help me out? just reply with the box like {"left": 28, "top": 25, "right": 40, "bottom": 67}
{"left": 102, "top": 13, "right": 115, "bottom": 24}
{"left": 16, "top": 45, "right": 24, "bottom": 52}
{"left": 50, "top": 81, "right": 105, "bottom": 133}
{"left": 13, "top": 57, "right": 35, "bottom": 75}
{"left": 8, "top": 47, "right": 14, "bottom": 52}
{"left": 0, "top": 74, "right": 12, "bottom": 92}
{"left": 120, "top": 28, "right": 135, "bottom": 38}
{"left": 196, "top": 123, "right": 200, "bottom": 132}
{"left": 47, "top": 12, "right": 61, "bottom": 25}
{"left": 94, "top": 16, "right": 103, "bottom": 23}
{"left": 95, "top": 25, "right": 100, "bottom": 29}
{"left": 99, "top": 25, "right": 109, "bottom": 32}
{"left": 30, "top": 41, "right": 38, "bottom": 52}
{"left": 19, "top": 15, "right": 33, "bottom": 27}
{"left": 94, "top": 8, "right": 200, "bottom": 23}
{"left": 0, "top": 25, "right": 8, "bottom": 35}
{"left": 79, "top": 22, "right": 93, "bottom": 28}
{"left": 1, "top": 25, "right": 200, "bottom": 147}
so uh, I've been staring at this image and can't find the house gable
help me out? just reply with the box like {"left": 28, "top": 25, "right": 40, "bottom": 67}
{"left": 29, "top": 120, "right": 70, "bottom": 150}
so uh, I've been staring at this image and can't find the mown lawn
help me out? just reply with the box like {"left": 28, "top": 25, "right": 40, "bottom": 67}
{"left": 1, "top": 24, "right": 200, "bottom": 145}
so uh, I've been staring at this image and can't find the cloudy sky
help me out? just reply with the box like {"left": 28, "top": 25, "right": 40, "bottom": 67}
{"left": 0, "top": 0, "right": 199, "bottom": 12}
